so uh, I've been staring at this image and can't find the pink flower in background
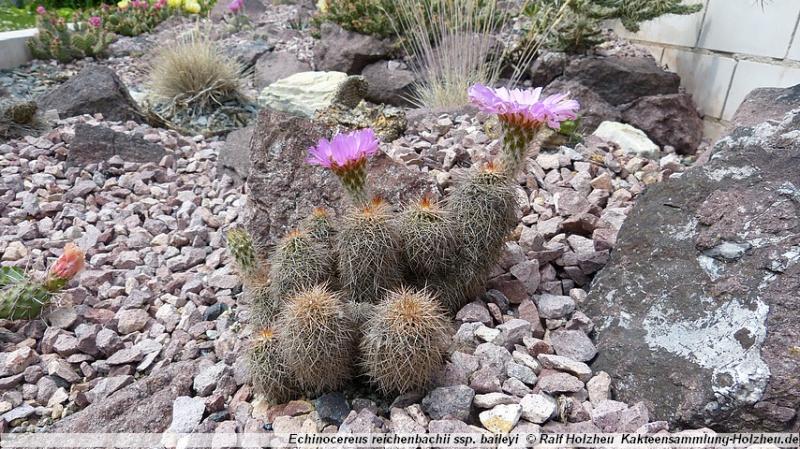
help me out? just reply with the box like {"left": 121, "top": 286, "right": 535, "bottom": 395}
{"left": 307, "top": 128, "right": 380, "bottom": 170}
{"left": 307, "top": 128, "right": 380, "bottom": 203}
{"left": 227, "top": 0, "right": 244, "bottom": 13}
{"left": 153, "top": 0, "right": 166, "bottom": 9}
{"left": 88, "top": 16, "right": 102, "bottom": 28}
{"left": 36, "top": 5, "right": 47, "bottom": 14}
{"left": 468, "top": 83, "right": 579, "bottom": 130}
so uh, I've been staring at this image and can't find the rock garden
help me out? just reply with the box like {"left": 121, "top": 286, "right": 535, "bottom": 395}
{"left": 0, "top": 0, "right": 798, "bottom": 445}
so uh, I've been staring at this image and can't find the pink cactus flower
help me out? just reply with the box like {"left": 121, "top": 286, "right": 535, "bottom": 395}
{"left": 36, "top": 5, "right": 47, "bottom": 14}
{"left": 307, "top": 128, "right": 380, "bottom": 170}
{"left": 468, "top": 83, "right": 579, "bottom": 130}
{"left": 48, "top": 243, "right": 85, "bottom": 281}
{"left": 227, "top": 0, "right": 244, "bottom": 13}
{"left": 88, "top": 16, "right": 102, "bottom": 28}
{"left": 307, "top": 128, "right": 380, "bottom": 203}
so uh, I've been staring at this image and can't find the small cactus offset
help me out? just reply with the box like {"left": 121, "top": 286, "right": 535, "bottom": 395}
{"left": 248, "top": 328, "right": 299, "bottom": 404}
{"left": 269, "top": 229, "right": 337, "bottom": 302}
{"left": 336, "top": 198, "right": 403, "bottom": 304}
{"left": 398, "top": 195, "right": 457, "bottom": 279}
{"left": 276, "top": 285, "right": 356, "bottom": 394}
{"left": 360, "top": 287, "right": 450, "bottom": 394}
{"left": 226, "top": 228, "right": 262, "bottom": 280}
{"left": 0, "top": 243, "right": 85, "bottom": 320}
{"left": 301, "top": 207, "right": 337, "bottom": 248}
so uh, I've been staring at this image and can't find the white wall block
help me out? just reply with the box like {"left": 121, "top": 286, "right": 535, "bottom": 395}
{"left": 697, "top": 0, "right": 800, "bottom": 59}
{"left": 0, "top": 29, "right": 36, "bottom": 70}
{"left": 789, "top": 29, "right": 800, "bottom": 61}
{"left": 722, "top": 60, "right": 800, "bottom": 120}
{"left": 661, "top": 48, "right": 737, "bottom": 119}
{"left": 611, "top": 0, "right": 707, "bottom": 48}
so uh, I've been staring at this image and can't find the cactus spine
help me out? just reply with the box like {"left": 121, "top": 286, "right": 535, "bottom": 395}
{"left": 0, "top": 243, "right": 85, "bottom": 320}
{"left": 276, "top": 285, "right": 356, "bottom": 394}
{"left": 336, "top": 198, "right": 403, "bottom": 304}
{"left": 248, "top": 327, "right": 299, "bottom": 404}
{"left": 269, "top": 229, "right": 337, "bottom": 303}
{"left": 398, "top": 196, "right": 456, "bottom": 279}
{"left": 360, "top": 287, "right": 450, "bottom": 394}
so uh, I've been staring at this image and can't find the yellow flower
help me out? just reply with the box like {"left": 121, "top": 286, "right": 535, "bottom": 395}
{"left": 183, "top": 0, "right": 200, "bottom": 13}
{"left": 167, "top": 0, "right": 181, "bottom": 7}
{"left": 117, "top": 0, "right": 129, "bottom": 9}
{"left": 316, "top": 0, "right": 328, "bottom": 14}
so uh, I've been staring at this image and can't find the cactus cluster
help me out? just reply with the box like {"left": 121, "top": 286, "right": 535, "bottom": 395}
{"left": 0, "top": 243, "right": 85, "bottom": 320}
{"left": 229, "top": 142, "right": 524, "bottom": 399}
{"left": 229, "top": 86, "right": 579, "bottom": 401}
{"left": 27, "top": 12, "right": 113, "bottom": 63}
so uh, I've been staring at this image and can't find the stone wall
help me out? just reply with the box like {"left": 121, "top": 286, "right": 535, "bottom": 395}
{"left": 610, "top": 0, "right": 800, "bottom": 138}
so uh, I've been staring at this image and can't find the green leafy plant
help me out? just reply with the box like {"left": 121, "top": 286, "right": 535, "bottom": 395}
{"left": 27, "top": 8, "right": 114, "bottom": 62}
{"left": 313, "top": 0, "right": 396, "bottom": 38}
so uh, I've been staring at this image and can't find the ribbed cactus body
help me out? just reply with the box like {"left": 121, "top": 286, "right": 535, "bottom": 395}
{"left": 268, "top": 230, "right": 337, "bottom": 301}
{"left": 226, "top": 228, "right": 261, "bottom": 279}
{"left": 447, "top": 165, "right": 517, "bottom": 274}
{"left": 248, "top": 328, "right": 299, "bottom": 404}
{"left": 501, "top": 122, "right": 539, "bottom": 177}
{"left": 0, "top": 268, "right": 52, "bottom": 321}
{"left": 276, "top": 285, "right": 355, "bottom": 394}
{"left": 399, "top": 197, "right": 456, "bottom": 279}
{"left": 301, "top": 207, "right": 337, "bottom": 250}
{"left": 360, "top": 288, "right": 450, "bottom": 394}
{"left": 336, "top": 200, "right": 403, "bottom": 304}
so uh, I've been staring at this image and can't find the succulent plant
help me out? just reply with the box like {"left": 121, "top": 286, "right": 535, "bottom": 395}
{"left": 226, "top": 228, "right": 262, "bottom": 279}
{"left": 0, "top": 243, "right": 85, "bottom": 320}
{"left": 360, "top": 287, "right": 450, "bottom": 394}
{"left": 398, "top": 195, "right": 456, "bottom": 279}
{"left": 276, "top": 285, "right": 356, "bottom": 394}
{"left": 269, "top": 229, "right": 337, "bottom": 302}
{"left": 301, "top": 207, "right": 337, "bottom": 248}
{"left": 248, "top": 327, "right": 299, "bottom": 403}
{"left": 28, "top": 12, "right": 113, "bottom": 63}
{"left": 336, "top": 198, "right": 403, "bottom": 304}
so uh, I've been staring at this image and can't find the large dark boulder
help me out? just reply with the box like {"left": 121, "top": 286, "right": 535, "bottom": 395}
{"left": 254, "top": 51, "right": 311, "bottom": 90}
{"left": 68, "top": 124, "right": 166, "bottom": 167}
{"left": 313, "top": 22, "right": 392, "bottom": 74}
{"left": 216, "top": 125, "right": 254, "bottom": 183}
{"left": 544, "top": 79, "right": 620, "bottom": 134}
{"left": 621, "top": 93, "right": 704, "bottom": 155}
{"left": 730, "top": 83, "right": 800, "bottom": 129}
{"left": 37, "top": 66, "right": 143, "bottom": 123}
{"left": 563, "top": 56, "right": 680, "bottom": 106}
{"left": 244, "top": 109, "right": 436, "bottom": 246}
{"left": 361, "top": 60, "right": 417, "bottom": 107}
{"left": 583, "top": 87, "right": 800, "bottom": 431}
{"left": 49, "top": 361, "right": 197, "bottom": 432}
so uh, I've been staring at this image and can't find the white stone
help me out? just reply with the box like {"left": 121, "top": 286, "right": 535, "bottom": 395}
{"left": 520, "top": 393, "right": 557, "bottom": 424}
{"left": 593, "top": 122, "right": 660, "bottom": 159}
{"left": 473, "top": 393, "right": 519, "bottom": 409}
{"left": 475, "top": 325, "right": 504, "bottom": 345}
{"left": 257, "top": 71, "right": 348, "bottom": 117}
{"left": 478, "top": 404, "right": 522, "bottom": 434}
